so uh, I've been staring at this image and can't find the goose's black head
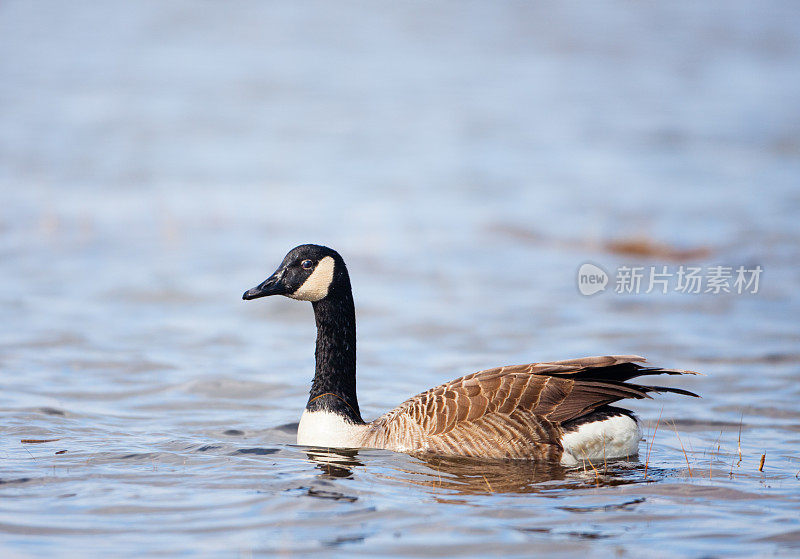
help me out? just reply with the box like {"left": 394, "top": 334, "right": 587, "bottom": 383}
{"left": 242, "top": 244, "right": 349, "bottom": 303}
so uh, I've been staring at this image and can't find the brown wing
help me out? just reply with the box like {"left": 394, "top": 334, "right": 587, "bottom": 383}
{"left": 364, "top": 355, "right": 698, "bottom": 457}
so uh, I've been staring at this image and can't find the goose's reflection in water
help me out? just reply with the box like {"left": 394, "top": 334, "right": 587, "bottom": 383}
{"left": 405, "top": 455, "right": 570, "bottom": 494}
{"left": 408, "top": 455, "right": 646, "bottom": 495}
{"left": 305, "top": 448, "right": 364, "bottom": 478}
{"left": 305, "top": 448, "right": 643, "bottom": 494}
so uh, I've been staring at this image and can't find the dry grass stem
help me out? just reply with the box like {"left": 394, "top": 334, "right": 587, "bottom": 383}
{"left": 580, "top": 450, "right": 601, "bottom": 485}
{"left": 710, "top": 429, "right": 723, "bottom": 480}
{"left": 670, "top": 420, "right": 692, "bottom": 478}
{"left": 758, "top": 453, "right": 766, "bottom": 472}
{"left": 22, "top": 445, "right": 36, "bottom": 462}
{"left": 737, "top": 413, "right": 743, "bottom": 467}
{"left": 644, "top": 407, "right": 663, "bottom": 480}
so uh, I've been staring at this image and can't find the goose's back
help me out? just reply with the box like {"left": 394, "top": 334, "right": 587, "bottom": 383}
{"left": 361, "top": 355, "right": 697, "bottom": 461}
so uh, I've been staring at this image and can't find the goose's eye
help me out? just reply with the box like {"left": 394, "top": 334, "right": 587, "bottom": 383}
{"left": 301, "top": 259, "right": 314, "bottom": 270}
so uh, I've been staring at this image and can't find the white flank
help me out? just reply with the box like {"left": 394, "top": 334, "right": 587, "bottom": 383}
{"left": 296, "top": 409, "right": 368, "bottom": 448}
{"left": 289, "top": 256, "right": 335, "bottom": 302}
{"left": 560, "top": 414, "right": 641, "bottom": 466}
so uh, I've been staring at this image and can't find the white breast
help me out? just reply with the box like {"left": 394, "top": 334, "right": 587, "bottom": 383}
{"left": 560, "top": 414, "right": 641, "bottom": 466}
{"left": 296, "top": 409, "right": 369, "bottom": 448}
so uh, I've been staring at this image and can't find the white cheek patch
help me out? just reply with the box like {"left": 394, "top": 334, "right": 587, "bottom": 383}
{"left": 289, "top": 256, "right": 335, "bottom": 302}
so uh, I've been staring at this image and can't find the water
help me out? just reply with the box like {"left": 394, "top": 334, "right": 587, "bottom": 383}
{"left": 2, "top": 1, "right": 800, "bottom": 557}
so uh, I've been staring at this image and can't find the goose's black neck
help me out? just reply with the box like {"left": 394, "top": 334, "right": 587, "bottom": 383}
{"left": 307, "top": 286, "right": 363, "bottom": 424}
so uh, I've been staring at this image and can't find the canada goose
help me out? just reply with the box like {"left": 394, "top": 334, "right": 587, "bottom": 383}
{"left": 243, "top": 244, "right": 698, "bottom": 465}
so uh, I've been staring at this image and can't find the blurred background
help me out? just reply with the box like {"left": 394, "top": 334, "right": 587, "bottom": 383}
{"left": 1, "top": 1, "right": 799, "bottom": 557}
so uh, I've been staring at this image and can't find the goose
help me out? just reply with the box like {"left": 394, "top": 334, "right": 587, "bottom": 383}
{"left": 243, "top": 244, "right": 698, "bottom": 465}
